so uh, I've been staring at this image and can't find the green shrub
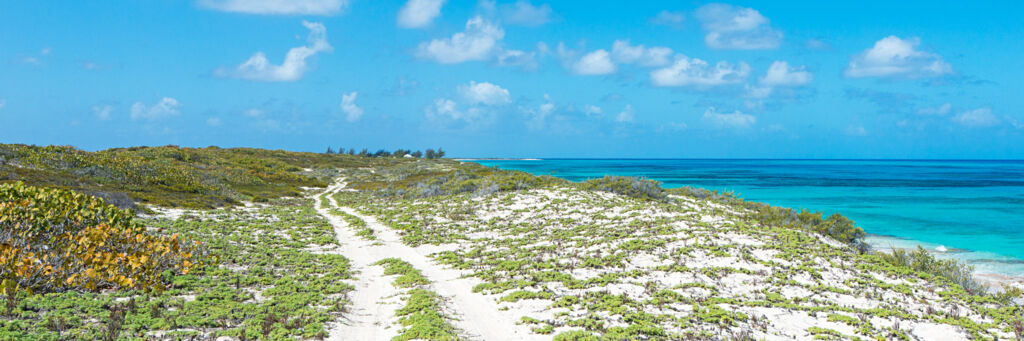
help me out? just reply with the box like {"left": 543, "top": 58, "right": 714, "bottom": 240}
{"left": 0, "top": 182, "right": 209, "bottom": 296}
{"left": 578, "top": 176, "right": 667, "bottom": 202}
{"left": 877, "top": 246, "right": 981, "bottom": 294}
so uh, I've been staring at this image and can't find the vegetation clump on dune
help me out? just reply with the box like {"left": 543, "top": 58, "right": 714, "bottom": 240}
{"left": 0, "top": 182, "right": 208, "bottom": 296}
{"left": 0, "top": 143, "right": 417, "bottom": 209}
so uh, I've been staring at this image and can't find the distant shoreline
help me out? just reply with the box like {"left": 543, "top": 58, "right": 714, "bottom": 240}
{"left": 454, "top": 158, "right": 543, "bottom": 161}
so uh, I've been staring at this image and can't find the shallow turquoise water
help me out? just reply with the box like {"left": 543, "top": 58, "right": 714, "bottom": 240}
{"left": 470, "top": 159, "right": 1024, "bottom": 276}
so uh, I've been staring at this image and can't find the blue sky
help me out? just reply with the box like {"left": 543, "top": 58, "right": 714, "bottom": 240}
{"left": 1, "top": 0, "right": 1022, "bottom": 158}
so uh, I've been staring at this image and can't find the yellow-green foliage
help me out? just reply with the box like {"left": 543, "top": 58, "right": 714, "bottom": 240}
{"left": 0, "top": 182, "right": 209, "bottom": 296}
{"left": 578, "top": 176, "right": 667, "bottom": 201}
{"left": 0, "top": 143, "right": 408, "bottom": 209}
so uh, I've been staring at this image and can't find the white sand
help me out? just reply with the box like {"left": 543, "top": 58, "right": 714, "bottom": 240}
{"left": 316, "top": 182, "right": 543, "bottom": 341}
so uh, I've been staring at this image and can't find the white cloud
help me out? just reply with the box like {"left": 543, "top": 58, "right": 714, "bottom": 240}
{"left": 571, "top": 49, "right": 616, "bottom": 75}
{"left": 501, "top": 1, "right": 552, "bottom": 27}
{"left": 582, "top": 104, "right": 602, "bottom": 116}
{"left": 615, "top": 104, "right": 635, "bottom": 123}
{"left": 760, "top": 61, "right": 811, "bottom": 86}
{"left": 244, "top": 108, "right": 265, "bottom": 117}
{"left": 397, "top": 0, "right": 446, "bottom": 28}
{"left": 845, "top": 125, "right": 868, "bottom": 136}
{"left": 425, "top": 98, "right": 473, "bottom": 121}
{"left": 426, "top": 81, "right": 511, "bottom": 125}
{"left": 611, "top": 40, "right": 673, "bottom": 67}
{"left": 92, "top": 105, "right": 113, "bottom": 120}
{"left": 1006, "top": 116, "right": 1024, "bottom": 129}
{"left": 952, "top": 107, "right": 999, "bottom": 127}
{"left": 206, "top": 117, "right": 222, "bottom": 126}
{"left": 804, "top": 38, "right": 831, "bottom": 51}
{"left": 197, "top": 0, "right": 347, "bottom": 15}
{"left": 131, "top": 97, "right": 180, "bottom": 120}
{"left": 417, "top": 16, "right": 504, "bottom": 64}
{"left": 458, "top": 81, "right": 511, "bottom": 105}
{"left": 523, "top": 94, "right": 556, "bottom": 130}
{"left": 496, "top": 49, "right": 538, "bottom": 70}
{"left": 702, "top": 107, "right": 755, "bottom": 129}
{"left": 844, "top": 36, "right": 952, "bottom": 78}
{"left": 694, "top": 3, "right": 782, "bottom": 50}
{"left": 650, "top": 55, "right": 750, "bottom": 87}
{"left": 649, "top": 10, "right": 685, "bottom": 28}
{"left": 340, "top": 91, "right": 364, "bottom": 122}
{"left": 216, "top": 21, "right": 331, "bottom": 82}
{"left": 0, "top": 99, "right": 6, "bottom": 110}
{"left": 917, "top": 103, "right": 951, "bottom": 116}
{"left": 744, "top": 85, "right": 773, "bottom": 99}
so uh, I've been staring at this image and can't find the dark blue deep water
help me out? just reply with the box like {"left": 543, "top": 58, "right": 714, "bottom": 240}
{"left": 470, "top": 159, "right": 1024, "bottom": 276}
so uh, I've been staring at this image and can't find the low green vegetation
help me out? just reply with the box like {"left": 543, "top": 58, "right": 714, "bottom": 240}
{"left": 330, "top": 208, "right": 375, "bottom": 240}
{"left": 375, "top": 258, "right": 429, "bottom": 288}
{"left": 0, "top": 195, "right": 353, "bottom": 340}
{"left": 3, "top": 143, "right": 1023, "bottom": 340}
{"left": 578, "top": 175, "right": 668, "bottom": 202}
{"left": 0, "top": 143, "right": 411, "bottom": 209}
{"left": 376, "top": 258, "right": 460, "bottom": 341}
{"left": 337, "top": 160, "right": 1024, "bottom": 340}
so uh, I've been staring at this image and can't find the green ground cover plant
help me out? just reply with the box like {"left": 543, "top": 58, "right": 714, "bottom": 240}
{"left": 0, "top": 194, "right": 354, "bottom": 340}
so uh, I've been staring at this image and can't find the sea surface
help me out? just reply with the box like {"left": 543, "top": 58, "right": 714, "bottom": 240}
{"left": 469, "top": 159, "right": 1024, "bottom": 277}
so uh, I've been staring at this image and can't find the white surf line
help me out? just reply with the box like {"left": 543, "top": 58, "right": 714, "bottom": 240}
{"left": 319, "top": 180, "right": 545, "bottom": 341}
{"left": 315, "top": 183, "right": 401, "bottom": 341}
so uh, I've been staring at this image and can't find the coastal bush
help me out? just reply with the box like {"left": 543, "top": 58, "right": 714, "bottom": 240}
{"left": 359, "top": 162, "right": 566, "bottom": 199}
{"left": 0, "top": 143, "right": 407, "bottom": 209}
{"left": 877, "top": 246, "right": 982, "bottom": 294}
{"left": 578, "top": 176, "right": 667, "bottom": 202}
{"left": 0, "top": 182, "right": 208, "bottom": 298}
{"left": 750, "top": 205, "right": 868, "bottom": 252}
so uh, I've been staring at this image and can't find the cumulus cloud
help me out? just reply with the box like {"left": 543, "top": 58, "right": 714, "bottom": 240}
{"left": 523, "top": 94, "right": 556, "bottom": 130}
{"left": 425, "top": 98, "right": 478, "bottom": 122}
{"left": 649, "top": 10, "right": 685, "bottom": 28}
{"left": 458, "top": 81, "right": 511, "bottom": 105}
{"left": 694, "top": 3, "right": 782, "bottom": 50}
{"left": 340, "top": 92, "right": 364, "bottom": 122}
{"left": 496, "top": 49, "right": 538, "bottom": 70}
{"left": 844, "top": 36, "right": 952, "bottom": 78}
{"left": 397, "top": 0, "right": 446, "bottom": 28}
{"left": 417, "top": 16, "right": 504, "bottom": 64}
{"left": 952, "top": 107, "right": 999, "bottom": 127}
{"left": 216, "top": 21, "right": 331, "bottom": 82}
{"left": 197, "top": 0, "right": 347, "bottom": 15}
{"left": 570, "top": 49, "right": 616, "bottom": 75}
{"left": 0, "top": 99, "right": 6, "bottom": 110}
{"left": 650, "top": 55, "right": 750, "bottom": 87}
{"left": 501, "top": 0, "right": 552, "bottom": 27}
{"left": 93, "top": 105, "right": 113, "bottom": 120}
{"left": 582, "top": 104, "right": 602, "bottom": 116}
{"left": 206, "top": 117, "right": 222, "bottom": 126}
{"left": 760, "top": 61, "right": 811, "bottom": 86}
{"left": 702, "top": 107, "right": 755, "bottom": 129}
{"left": 917, "top": 103, "right": 952, "bottom": 116}
{"left": 615, "top": 104, "right": 635, "bottom": 123}
{"left": 611, "top": 40, "right": 673, "bottom": 67}
{"left": 131, "top": 97, "right": 180, "bottom": 120}
{"left": 427, "top": 81, "right": 512, "bottom": 124}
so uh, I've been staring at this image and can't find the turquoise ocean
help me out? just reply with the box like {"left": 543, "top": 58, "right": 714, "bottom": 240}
{"left": 469, "top": 159, "right": 1024, "bottom": 277}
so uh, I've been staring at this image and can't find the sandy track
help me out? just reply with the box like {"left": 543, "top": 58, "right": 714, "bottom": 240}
{"left": 316, "top": 181, "right": 543, "bottom": 341}
{"left": 315, "top": 184, "right": 400, "bottom": 341}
